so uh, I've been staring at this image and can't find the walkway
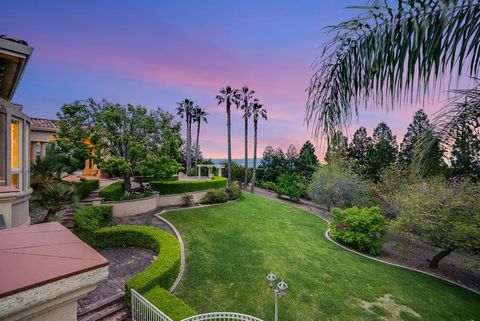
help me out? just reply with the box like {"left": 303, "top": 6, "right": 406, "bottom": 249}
{"left": 249, "top": 187, "right": 480, "bottom": 293}
{"left": 77, "top": 247, "right": 156, "bottom": 317}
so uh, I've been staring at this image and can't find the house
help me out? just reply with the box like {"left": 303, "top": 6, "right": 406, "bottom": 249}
{"left": 0, "top": 36, "right": 34, "bottom": 228}
{"left": 30, "top": 117, "right": 58, "bottom": 161}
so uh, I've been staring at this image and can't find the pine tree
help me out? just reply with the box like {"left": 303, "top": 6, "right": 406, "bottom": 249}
{"left": 325, "top": 130, "right": 348, "bottom": 165}
{"left": 450, "top": 126, "right": 480, "bottom": 181}
{"left": 286, "top": 144, "right": 298, "bottom": 171}
{"left": 366, "top": 122, "right": 398, "bottom": 182}
{"left": 398, "top": 110, "right": 431, "bottom": 166}
{"left": 347, "top": 127, "right": 372, "bottom": 177}
{"left": 296, "top": 141, "right": 319, "bottom": 181}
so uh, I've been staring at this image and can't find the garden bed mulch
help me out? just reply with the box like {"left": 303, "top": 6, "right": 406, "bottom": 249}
{"left": 250, "top": 187, "right": 480, "bottom": 293}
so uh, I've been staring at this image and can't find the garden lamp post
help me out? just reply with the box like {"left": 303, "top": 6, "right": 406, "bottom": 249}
{"left": 266, "top": 272, "right": 288, "bottom": 321}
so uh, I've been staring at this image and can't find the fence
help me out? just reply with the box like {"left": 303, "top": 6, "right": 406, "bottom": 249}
{"left": 131, "top": 290, "right": 264, "bottom": 321}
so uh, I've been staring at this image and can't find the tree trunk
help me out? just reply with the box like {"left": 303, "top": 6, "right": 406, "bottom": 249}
{"left": 195, "top": 122, "right": 201, "bottom": 167}
{"left": 251, "top": 121, "right": 258, "bottom": 193}
{"left": 186, "top": 116, "right": 191, "bottom": 176}
{"left": 123, "top": 174, "right": 132, "bottom": 193}
{"left": 429, "top": 249, "right": 453, "bottom": 269}
{"left": 227, "top": 103, "right": 232, "bottom": 184}
{"left": 244, "top": 115, "right": 248, "bottom": 189}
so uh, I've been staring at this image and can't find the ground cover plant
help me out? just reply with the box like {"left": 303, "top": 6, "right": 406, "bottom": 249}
{"left": 162, "top": 194, "right": 480, "bottom": 321}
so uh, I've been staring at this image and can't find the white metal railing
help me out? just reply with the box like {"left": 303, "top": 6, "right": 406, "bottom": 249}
{"left": 131, "top": 290, "right": 264, "bottom": 321}
{"left": 131, "top": 289, "right": 173, "bottom": 321}
{"left": 181, "top": 312, "right": 264, "bottom": 321}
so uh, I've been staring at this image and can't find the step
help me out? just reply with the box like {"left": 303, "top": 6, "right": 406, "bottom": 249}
{"left": 78, "top": 296, "right": 130, "bottom": 321}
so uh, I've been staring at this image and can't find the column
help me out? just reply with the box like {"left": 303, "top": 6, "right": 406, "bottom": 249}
{"left": 197, "top": 165, "right": 201, "bottom": 178}
{"left": 218, "top": 167, "right": 222, "bottom": 177}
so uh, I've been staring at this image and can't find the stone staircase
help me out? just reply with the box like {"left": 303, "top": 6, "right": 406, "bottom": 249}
{"left": 61, "top": 207, "right": 76, "bottom": 230}
{"left": 77, "top": 295, "right": 131, "bottom": 321}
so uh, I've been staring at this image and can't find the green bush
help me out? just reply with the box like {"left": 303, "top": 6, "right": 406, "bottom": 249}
{"left": 261, "top": 181, "right": 277, "bottom": 191}
{"left": 142, "top": 287, "right": 196, "bottom": 321}
{"left": 276, "top": 173, "right": 304, "bottom": 202}
{"left": 71, "top": 179, "right": 99, "bottom": 199}
{"left": 135, "top": 175, "right": 178, "bottom": 183}
{"left": 225, "top": 185, "right": 242, "bottom": 200}
{"left": 330, "top": 206, "right": 387, "bottom": 255}
{"left": 99, "top": 181, "right": 124, "bottom": 201}
{"left": 150, "top": 176, "right": 227, "bottom": 195}
{"left": 74, "top": 206, "right": 193, "bottom": 319}
{"left": 200, "top": 189, "right": 228, "bottom": 204}
{"left": 73, "top": 205, "right": 113, "bottom": 243}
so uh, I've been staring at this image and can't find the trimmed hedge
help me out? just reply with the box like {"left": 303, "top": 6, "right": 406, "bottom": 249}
{"left": 134, "top": 175, "right": 179, "bottom": 183}
{"left": 74, "top": 206, "right": 195, "bottom": 320}
{"left": 150, "top": 176, "right": 227, "bottom": 195}
{"left": 69, "top": 179, "right": 100, "bottom": 199}
{"left": 99, "top": 181, "right": 124, "bottom": 201}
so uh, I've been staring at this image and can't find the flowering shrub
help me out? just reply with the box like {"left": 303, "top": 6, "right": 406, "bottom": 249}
{"left": 330, "top": 206, "right": 387, "bottom": 255}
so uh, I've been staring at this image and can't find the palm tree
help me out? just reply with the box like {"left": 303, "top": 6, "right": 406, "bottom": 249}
{"left": 177, "top": 99, "right": 195, "bottom": 175}
{"left": 306, "top": 1, "right": 480, "bottom": 140}
{"left": 236, "top": 86, "right": 255, "bottom": 189}
{"left": 216, "top": 86, "right": 237, "bottom": 184}
{"left": 192, "top": 106, "right": 208, "bottom": 167}
{"left": 250, "top": 99, "right": 267, "bottom": 193}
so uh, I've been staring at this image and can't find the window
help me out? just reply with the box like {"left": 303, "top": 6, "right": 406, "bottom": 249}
{"left": 35, "top": 143, "right": 41, "bottom": 158}
{"left": 10, "top": 118, "right": 22, "bottom": 190}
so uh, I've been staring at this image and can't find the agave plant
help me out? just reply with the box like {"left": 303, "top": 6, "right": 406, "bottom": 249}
{"left": 30, "top": 182, "right": 79, "bottom": 217}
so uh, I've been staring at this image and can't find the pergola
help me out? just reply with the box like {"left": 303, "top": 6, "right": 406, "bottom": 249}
{"left": 196, "top": 164, "right": 224, "bottom": 178}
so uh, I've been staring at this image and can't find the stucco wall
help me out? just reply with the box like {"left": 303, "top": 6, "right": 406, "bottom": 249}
{"left": 10, "top": 189, "right": 31, "bottom": 227}
{"left": 102, "top": 190, "right": 209, "bottom": 217}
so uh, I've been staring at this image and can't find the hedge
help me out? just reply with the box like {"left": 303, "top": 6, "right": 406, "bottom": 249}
{"left": 98, "top": 181, "right": 124, "bottom": 201}
{"left": 134, "top": 175, "right": 179, "bottom": 183}
{"left": 69, "top": 179, "right": 100, "bottom": 199}
{"left": 74, "top": 206, "right": 196, "bottom": 320}
{"left": 150, "top": 176, "right": 227, "bottom": 195}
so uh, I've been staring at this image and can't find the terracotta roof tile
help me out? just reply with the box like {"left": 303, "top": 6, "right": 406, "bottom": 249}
{"left": 30, "top": 117, "right": 59, "bottom": 129}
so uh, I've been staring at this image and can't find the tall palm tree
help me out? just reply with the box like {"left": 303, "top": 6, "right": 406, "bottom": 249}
{"left": 176, "top": 99, "right": 195, "bottom": 175}
{"left": 192, "top": 106, "right": 208, "bottom": 167}
{"left": 216, "top": 86, "right": 237, "bottom": 184}
{"left": 236, "top": 86, "right": 255, "bottom": 189}
{"left": 250, "top": 99, "right": 267, "bottom": 193}
{"left": 306, "top": 1, "right": 480, "bottom": 140}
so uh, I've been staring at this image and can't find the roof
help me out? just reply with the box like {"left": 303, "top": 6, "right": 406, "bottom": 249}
{"left": 30, "top": 117, "right": 59, "bottom": 130}
{"left": 0, "top": 35, "right": 28, "bottom": 46}
{"left": 0, "top": 222, "right": 109, "bottom": 298}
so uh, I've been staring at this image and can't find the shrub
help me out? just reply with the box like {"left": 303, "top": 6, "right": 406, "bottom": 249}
{"left": 71, "top": 179, "right": 99, "bottom": 199}
{"left": 200, "top": 189, "right": 228, "bottom": 204}
{"left": 142, "top": 287, "right": 196, "bottom": 321}
{"left": 225, "top": 185, "right": 242, "bottom": 200}
{"left": 74, "top": 206, "right": 193, "bottom": 318}
{"left": 308, "top": 164, "right": 371, "bottom": 210}
{"left": 150, "top": 176, "right": 227, "bottom": 195}
{"left": 261, "top": 181, "right": 277, "bottom": 192}
{"left": 330, "top": 206, "right": 387, "bottom": 255}
{"left": 99, "top": 181, "right": 124, "bottom": 201}
{"left": 182, "top": 193, "right": 194, "bottom": 206}
{"left": 73, "top": 205, "right": 113, "bottom": 243}
{"left": 30, "top": 182, "right": 79, "bottom": 215}
{"left": 276, "top": 173, "right": 304, "bottom": 202}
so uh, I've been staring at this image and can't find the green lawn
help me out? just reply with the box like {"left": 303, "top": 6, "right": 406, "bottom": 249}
{"left": 162, "top": 194, "right": 480, "bottom": 321}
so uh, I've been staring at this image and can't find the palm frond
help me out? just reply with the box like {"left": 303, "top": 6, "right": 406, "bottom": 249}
{"left": 307, "top": 0, "right": 480, "bottom": 138}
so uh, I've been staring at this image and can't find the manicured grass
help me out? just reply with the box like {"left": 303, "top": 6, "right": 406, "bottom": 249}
{"left": 162, "top": 194, "right": 480, "bottom": 321}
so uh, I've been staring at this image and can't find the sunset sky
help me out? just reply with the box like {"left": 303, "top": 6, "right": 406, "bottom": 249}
{"left": 3, "top": 1, "right": 457, "bottom": 159}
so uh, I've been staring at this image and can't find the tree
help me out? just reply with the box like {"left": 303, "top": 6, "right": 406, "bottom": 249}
{"left": 250, "top": 99, "right": 267, "bottom": 193}
{"left": 216, "top": 86, "right": 237, "bottom": 184}
{"left": 296, "top": 141, "right": 319, "bottom": 182}
{"left": 325, "top": 130, "right": 348, "bottom": 165}
{"left": 58, "top": 99, "right": 182, "bottom": 192}
{"left": 276, "top": 173, "right": 304, "bottom": 202}
{"left": 399, "top": 110, "right": 432, "bottom": 166}
{"left": 236, "top": 86, "right": 255, "bottom": 188}
{"left": 365, "top": 122, "right": 398, "bottom": 182}
{"left": 192, "top": 106, "right": 208, "bottom": 167}
{"left": 306, "top": 1, "right": 480, "bottom": 139}
{"left": 308, "top": 163, "right": 370, "bottom": 211}
{"left": 389, "top": 178, "right": 480, "bottom": 269}
{"left": 257, "top": 145, "right": 276, "bottom": 182}
{"left": 176, "top": 99, "right": 195, "bottom": 176}
{"left": 450, "top": 126, "right": 480, "bottom": 181}
{"left": 285, "top": 144, "right": 298, "bottom": 172}
{"left": 347, "top": 127, "right": 372, "bottom": 177}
